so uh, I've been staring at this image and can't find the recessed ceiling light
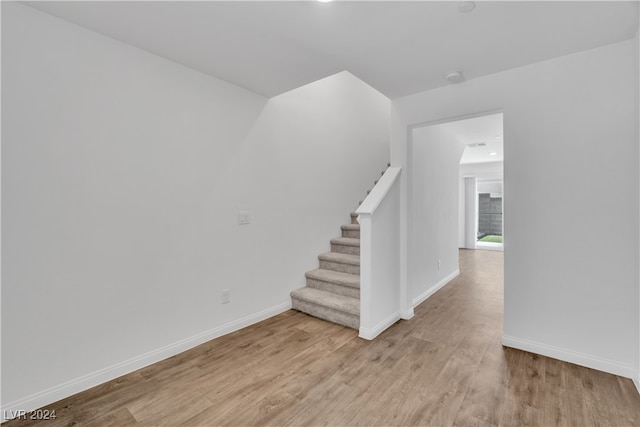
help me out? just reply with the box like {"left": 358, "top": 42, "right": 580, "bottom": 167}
{"left": 489, "top": 152, "right": 498, "bottom": 156}
{"left": 458, "top": 1, "right": 476, "bottom": 13}
{"left": 317, "top": 0, "right": 333, "bottom": 3}
{"left": 444, "top": 70, "right": 465, "bottom": 84}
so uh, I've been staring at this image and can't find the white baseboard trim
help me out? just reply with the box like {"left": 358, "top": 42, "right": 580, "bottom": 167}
{"left": 400, "top": 308, "right": 414, "bottom": 320}
{"left": 502, "top": 334, "right": 636, "bottom": 380}
{"left": 474, "top": 244, "right": 504, "bottom": 252}
{"left": 1, "top": 301, "right": 292, "bottom": 422}
{"left": 359, "top": 311, "right": 401, "bottom": 341}
{"left": 633, "top": 370, "right": 640, "bottom": 395}
{"left": 412, "top": 269, "right": 460, "bottom": 308}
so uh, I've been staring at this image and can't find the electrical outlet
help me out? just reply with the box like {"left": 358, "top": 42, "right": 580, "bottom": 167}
{"left": 438, "top": 259, "right": 441, "bottom": 270}
{"left": 221, "top": 289, "right": 230, "bottom": 304}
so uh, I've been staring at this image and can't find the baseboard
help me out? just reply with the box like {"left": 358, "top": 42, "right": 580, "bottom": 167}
{"left": 359, "top": 311, "right": 401, "bottom": 340}
{"left": 502, "top": 334, "right": 636, "bottom": 380}
{"left": 412, "top": 269, "right": 460, "bottom": 308}
{"left": 474, "top": 243, "right": 504, "bottom": 252}
{"left": 400, "top": 308, "right": 414, "bottom": 320}
{"left": 633, "top": 369, "right": 640, "bottom": 395}
{"left": 1, "top": 301, "right": 292, "bottom": 422}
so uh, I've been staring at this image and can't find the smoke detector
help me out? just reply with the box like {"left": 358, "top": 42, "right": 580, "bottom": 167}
{"left": 445, "top": 70, "right": 465, "bottom": 84}
{"left": 458, "top": 2, "right": 476, "bottom": 13}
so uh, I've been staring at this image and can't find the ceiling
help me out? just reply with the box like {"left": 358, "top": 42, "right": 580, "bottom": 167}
{"left": 24, "top": 1, "right": 639, "bottom": 99}
{"left": 448, "top": 113, "right": 503, "bottom": 164}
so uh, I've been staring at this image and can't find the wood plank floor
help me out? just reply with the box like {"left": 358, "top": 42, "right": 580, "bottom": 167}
{"left": 6, "top": 249, "right": 640, "bottom": 426}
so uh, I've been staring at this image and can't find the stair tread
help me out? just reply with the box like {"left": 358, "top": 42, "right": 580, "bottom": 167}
{"left": 341, "top": 224, "right": 360, "bottom": 231}
{"left": 318, "top": 252, "right": 360, "bottom": 266}
{"left": 306, "top": 268, "right": 360, "bottom": 288}
{"left": 291, "top": 287, "right": 360, "bottom": 315}
{"left": 350, "top": 212, "right": 358, "bottom": 217}
{"left": 330, "top": 237, "right": 360, "bottom": 247}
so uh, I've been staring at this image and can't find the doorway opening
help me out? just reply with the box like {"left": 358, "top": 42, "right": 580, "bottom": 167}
{"left": 407, "top": 110, "right": 504, "bottom": 310}
{"left": 457, "top": 113, "right": 504, "bottom": 251}
{"left": 476, "top": 180, "right": 503, "bottom": 250}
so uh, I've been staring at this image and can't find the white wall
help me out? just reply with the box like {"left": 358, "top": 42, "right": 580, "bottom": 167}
{"left": 0, "top": 1, "right": 4, "bottom": 411}
{"left": 635, "top": 19, "right": 640, "bottom": 390}
{"left": 1, "top": 2, "right": 390, "bottom": 411}
{"left": 459, "top": 161, "right": 504, "bottom": 181}
{"left": 458, "top": 161, "right": 503, "bottom": 247}
{"left": 410, "top": 125, "right": 465, "bottom": 306}
{"left": 392, "top": 38, "right": 639, "bottom": 378}
{"left": 477, "top": 182, "right": 502, "bottom": 194}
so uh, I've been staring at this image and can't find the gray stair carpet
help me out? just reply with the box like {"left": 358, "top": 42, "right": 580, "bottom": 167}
{"left": 330, "top": 237, "right": 360, "bottom": 255}
{"left": 350, "top": 212, "right": 359, "bottom": 224}
{"left": 291, "top": 287, "right": 360, "bottom": 330}
{"left": 340, "top": 224, "right": 360, "bottom": 239}
{"left": 318, "top": 252, "right": 360, "bottom": 275}
{"left": 305, "top": 269, "right": 360, "bottom": 298}
{"left": 290, "top": 212, "right": 361, "bottom": 329}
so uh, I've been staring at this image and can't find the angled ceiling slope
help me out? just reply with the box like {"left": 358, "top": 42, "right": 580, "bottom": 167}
{"left": 23, "top": 1, "right": 640, "bottom": 99}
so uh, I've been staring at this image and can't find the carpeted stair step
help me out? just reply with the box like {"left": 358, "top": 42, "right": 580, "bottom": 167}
{"left": 290, "top": 287, "right": 360, "bottom": 329}
{"left": 330, "top": 237, "right": 360, "bottom": 256}
{"left": 341, "top": 224, "right": 360, "bottom": 239}
{"left": 305, "top": 268, "right": 360, "bottom": 298}
{"left": 318, "top": 252, "right": 360, "bottom": 275}
{"left": 350, "top": 212, "right": 359, "bottom": 225}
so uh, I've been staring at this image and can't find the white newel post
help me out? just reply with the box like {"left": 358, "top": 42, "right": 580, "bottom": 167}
{"left": 357, "top": 213, "right": 372, "bottom": 338}
{"left": 357, "top": 167, "right": 402, "bottom": 340}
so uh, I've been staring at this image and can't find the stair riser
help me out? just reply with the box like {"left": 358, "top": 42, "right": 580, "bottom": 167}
{"left": 291, "top": 298, "right": 359, "bottom": 330}
{"left": 319, "top": 260, "right": 359, "bottom": 275}
{"left": 331, "top": 243, "right": 360, "bottom": 256}
{"left": 351, "top": 216, "right": 359, "bottom": 225}
{"left": 306, "top": 278, "right": 360, "bottom": 299}
{"left": 342, "top": 229, "right": 360, "bottom": 239}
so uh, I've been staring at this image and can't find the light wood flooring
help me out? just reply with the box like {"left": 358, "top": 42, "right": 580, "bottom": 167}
{"left": 5, "top": 249, "right": 640, "bottom": 426}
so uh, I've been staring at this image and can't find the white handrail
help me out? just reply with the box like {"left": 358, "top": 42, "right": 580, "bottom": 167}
{"left": 356, "top": 167, "right": 402, "bottom": 217}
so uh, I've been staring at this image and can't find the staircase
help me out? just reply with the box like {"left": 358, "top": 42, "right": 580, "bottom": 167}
{"left": 290, "top": 212, "right": 361, "bottom": 329}
{"left": 290, "top": 164, "right": 388, "bottom": 330}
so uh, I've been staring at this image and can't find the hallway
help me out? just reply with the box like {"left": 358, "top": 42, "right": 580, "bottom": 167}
{"left": 6, "top": 250, "right": 640, "bottom": 426}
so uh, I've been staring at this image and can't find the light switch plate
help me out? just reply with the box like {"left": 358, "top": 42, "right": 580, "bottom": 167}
{"left": 238, "top": 211, "right": 250, "bottom": 225}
